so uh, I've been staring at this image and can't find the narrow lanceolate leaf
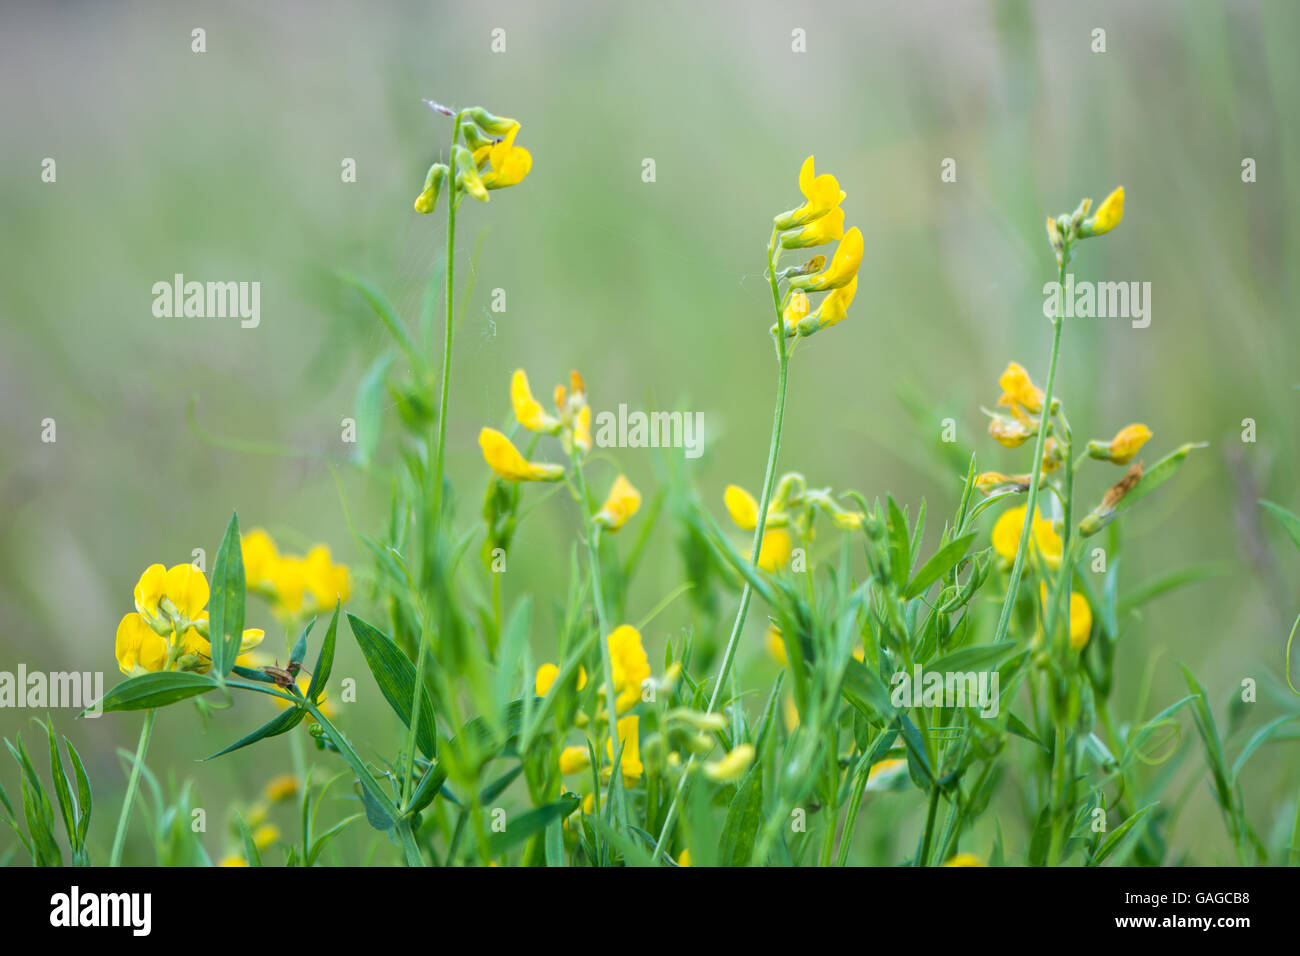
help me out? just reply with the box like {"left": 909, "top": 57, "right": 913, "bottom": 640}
{"left": 307, "top": 603, "right": 340, "bottom": 704}
{"left": 487, "top": 794, "right": 580, "bottom": 857}
{"left": 289, "top": 618, "right": 315, "bottom": 669}
{"left": 1260, "top": 500, "right": 1300, "bottom": 555}
{"left": 41, "top": 720, "right": 77, "bottom": 849}
{"left": 1090, "top": 802, "right": 1158, "bottom": 866}
{"left": 347, "top": 613, "right": 437, "bottom": 758}
{"left": 7, "top": 735, "right": 61, "bottom": 865}
{"left": 904, "top": 532, "right": 977, "bottom": 599}
{"left": 95, "top": 671, "right": 219, "bottom": 713}
{"left": 928, "top": 641, "right": 1018, "bottom": 674}
{"left": 208, "top": 511, "right": 247, "bottom": 676}
{"left": 206, "top": 707, "right": 306, "bottom": 760}
{"left": 717, "top": 767, "right": 764, "bottom": 866}
{"left": 64, "top": 738, "right": 93, "bottom": 845}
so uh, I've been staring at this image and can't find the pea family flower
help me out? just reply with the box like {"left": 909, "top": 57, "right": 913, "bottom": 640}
{"left": 941, "top": 853, "right": 986, "bottom": 867}
{"left": 724, "top": 484, "right": 761, "bottom": 530}
{"left": 1087, "top": 423, "right": 1152, "bottom": 465}
{"left": 781, "top": 205, "right": 845, "bottom": 250}
{"left": 604, "top": 715, "right": 643, "bottom": 786}
{"left": 535, "top": 662, "right": 587, "bottom": 696}
{"left": 774, "top": 155, "right": 845, "bottom": 230}
{"left": 987, "top": 412, "right": 1037, "bottom": 449}
{"left": 511, "top": 369, "right": 560, "bottom": 434}
{"left": 790, "top": 227, "right": 864, "bottom": 293}
{"left": 595, "top": 474, "right": 642, "bottom": 532}
{"left": 753, "top": 528, "right": 793, "bottom": 573}
{"left": 559, "top": 745, "right": 591, "bottom": 776}
{"left": 263, "top": 774, "right": 299, "bottom": 804}
{"left": 796, "top": 276, "right": 858, "bottom": 336}
{"left": 1078, "top": 186, "right": 1124, "bottom": 238}
{"left": 973, "top": 471, "right": 1031, "bottom": 497}
{"left": 413, "top": 163, "right": 448, "bottom": 214}
{"left": 703, "top": 743, "right": 755, "bottom": 783}
{"left": 241, "top": 529, "right": 351, "bottom": 619}
{"left": 765, "top": 625, "right": 788, "bottom": 667}
{"left": 998, "top": 362, "right": 1044, "bottom": 414}
{"left": 607, "top": 625, "right": 651, "bottom": 714}
{"left": 475, "top": 124, "right": 532, "bottom": 191}
{"left": 991, "top": 506, "right": 1062, "bottom": 570}
{"left": 479, "top": 427, "right": 564, "bottom": 482}
{"left": 1039, "top": 583, "right": 1094, "bottom": 651}
{"left": 116, "top": 564, "right": 265, "bottom": 676}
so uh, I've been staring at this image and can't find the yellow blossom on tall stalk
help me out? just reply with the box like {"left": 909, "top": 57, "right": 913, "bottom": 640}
{"left": 1087, "top": 423, "right": 1152, "bottom": 464}
{"left": 607, "top": 625, "right": 650, "bottom": 714}
{"left": 479, "top": 427, "right": 564, "bottom": 482}
{"left": 511, "top": 369, "right": 560, "bottom": 434}
{"left": 1039, "top": 583, "right": 1093, "bottom": 651}
{"left": 704, "top": 743, "right": 755, "bottom": 783}
{"left": 724, "top": 484, "right": 761, "bottom": 530}
{"left": 604, "top": 715, "right": 643, "bottom": 786}
{"left": 774, "top": 155, "right": 845, "bottom": 230}
{"left": 241, "top": 530, "right": 350, "bottom": 619}
{"left": 115, "top": 564, "right": 265, "bottom": 676}
{"left": 595, "top": 474, "right": 642, "bottom": 531}
{"left": 790, "top": 227, "right": 864, "bottom": 293}
{"left": 998, "top": 361, "right": 1045, "bottom": 413}
{"left": 992, "top": 506, "right": 1062, "bottom": 569}
{"left": 474, "top": 124, "right": 533, "bottom": 191}
{"left": 1078, "top": 186, "right": 1124, "bottom": 238}
{"left": 753, "top": 527, "right": 793, "bottom": 573}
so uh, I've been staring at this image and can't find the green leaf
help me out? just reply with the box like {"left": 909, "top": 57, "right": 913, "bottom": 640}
{"left": 64, "top": 738, "right": 92, "bottom": 845}
{"left": 1090, "top": 802, "right": 1158, "bottom": 866}
{"left": 208, "top": 511, "right": 247, "bottom": 676}
{"left": 886, "top": 496, "right": 911, "bottom": 589}
{"left": 347, "top": 613, "right": 437, "bottom": 759}
{"left": 96, "top": 671, "right": 219, "bottom": 713}
{"left": 207, "top": 707, "right": 306, "bottom": 760}
{"left": 1261, "top": 500, "right": 1300, "bottom": 555}
{"left": 338, "top": 272, "right": 422, "bottom": 370}
{"left": 487, "top": 794, "right": 580, "bottom": 857}
{"left": 1230, "top": 715, "right": 1297, "bottom": 785}
{"left": 5, "top": 736, "right": 60, "bottom": 866}
{"left": 717, "top": 767, "right": 764, "bottom": 866}
{"left": 289, "top": 618, "right": 314, "bottom": 668}
{"left": 904, "top": 532, "right": 975, "bottom": 599}
{"left": 307, "top": 813, "right": 363, "bottom": 866}
{"left": 234, "top": 813, "right": 262, "bottom": 867}
{"left": 928, "top": 641, "right": 1018, "bottom": 674}
{"left": 353, "top": 354, "right": 394, "bottom": 467}
{"left": 899, "top": 714, "right": 934, "bottom": 788}
{"left": 41, "top": 720, "right": 77, "bottom": 850}
{"left": 307, "top": 602, "right": 340, "bottom": 703}
{"left": 1181, "top": 667, "right": 1233, "bottom": 812}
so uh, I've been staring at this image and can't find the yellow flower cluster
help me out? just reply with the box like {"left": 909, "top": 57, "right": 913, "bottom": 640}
{"left": 985, "top": 362, "right": 1045, "bottom": 449}
{"left": 115, "top": 564, "right": 264, "bottom": 676}
{"left": 414, "top": 106, "right": 531, "bottom": 214}
{"left": 723, "top": 473, "right": 864, "bottom": 574}
{"left": 1047, "top": 186, "right": 1124, "bottom": 265}
{"left": 776, "top": 157, "right": 864, "bottom": 337}
{"left": 241, "top": 529, "right": 351, "bottom": 619}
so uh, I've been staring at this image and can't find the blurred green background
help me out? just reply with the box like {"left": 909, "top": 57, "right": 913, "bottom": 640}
{"left": 2, "top": 0, "right": 1298, "bottom": 864}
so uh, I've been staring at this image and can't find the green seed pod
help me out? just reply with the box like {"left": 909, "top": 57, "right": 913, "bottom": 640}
{"left": 465, "top": 106, "right": 519, "bottom": 136}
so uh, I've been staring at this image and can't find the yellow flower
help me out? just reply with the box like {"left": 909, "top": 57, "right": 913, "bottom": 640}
{"left": 1040, "top": 583, "right": 1093, "bottom": 651}
{"left": 782, "top": 205, "right": 845, "bottom": 250}
{"left": 134, "top": 563, "right": 208, "bottom": 622}
{"left": 1089, "top": 423, "right": 1152, "bottom": 464}
{"left": 479, "top": 427, "right": 564, "bottom": 482}
{"left": 753, "top": 528, "right": 792, "bottom": 573}
{"left": 263, "top": 774, "right": 299, "bottom": 803}
{"left": 573, "top": 405, "right": 592, "bottom": 454}
{"left": 241, "top": 529, "right": 279, "bottom": 588}
{"left": 998, "top": 361, "right": 1044, "bottom": 413}
{"left": 607, "top": 625, "right": 650, "bottom": 714}
{"left": 724, "top": 484, "right": 760, "bottom": 531}
{"left": 559, "top": 746, "right": 591, "bottom": 775}
{"left": 704, "top": 743, "right": 755, "bottom": 783}
{"left": 511, "top": 369, "right": 559, "bottom": 433}
{"left": 797, "top": 275, "right": 857, "bottom": 335}
{"left": 941, "top": 853, "right": 986, "bottom": 867}
{"left": 677, "top": 848, "right": 692, "bottom": 867}
{"left": 973, "top": 472, "right": 1030, "bottom": 497}
{"left": 774, "top": 155, "right": 846, "bottom": 230}
{"left": 782, "top": 291, "right": 810, "bottom": 336}
{"left": 765, "top": 625, "right": 788, "bottom": 667}
{"left": 987, "top": 413, "right": 1036, "bottom": 449}
{"left": 114, "top": 613, "right": 167, "bottom": 677}
{"left": 991, "top": 506, "right": 1062, "bottom": 569}
{"left": 413, "top": 163, "right": 448, "bottom": 214}
{"left": 605, "top": 715, "right": 643, "bottom": 786}
{"left": 535, "top": 663, "right": 559, "bottom": 696}
{"left": 474, "top": 125, "right": 532, "bottom": 190}
{"left": 219, "top": 855, "right": 249, "bottom": 867}
{"left": 252, "top": 824, "right": 280, "bottom": 850}
{"left": 595, "top": 474, "right": 642, "bottom": 532}
{"left": 791, "top": 227, "right": 863, "bottom": 293}
{"left": 304, "top": 545, "right": 350, "bottom": 608}
{"left": 1079, "top": 186, "right": 1124, "bottom": 237}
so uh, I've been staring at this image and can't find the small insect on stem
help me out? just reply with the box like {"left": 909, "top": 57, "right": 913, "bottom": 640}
{"left": 261, "top": 659, "right": 310, "bottom": 692}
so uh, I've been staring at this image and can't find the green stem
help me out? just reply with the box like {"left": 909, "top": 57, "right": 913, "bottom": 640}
{"left": 430, "top": 112, "right": 464, "bottom": 540}
{"left": 651, "top": 227, "right": 792, "bottom": 861}
{"left": 991, "top": 258, "right": 1068, "bottom": 648}
{"left": 109, "top": 708, "right": 156, "bottom": 866}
